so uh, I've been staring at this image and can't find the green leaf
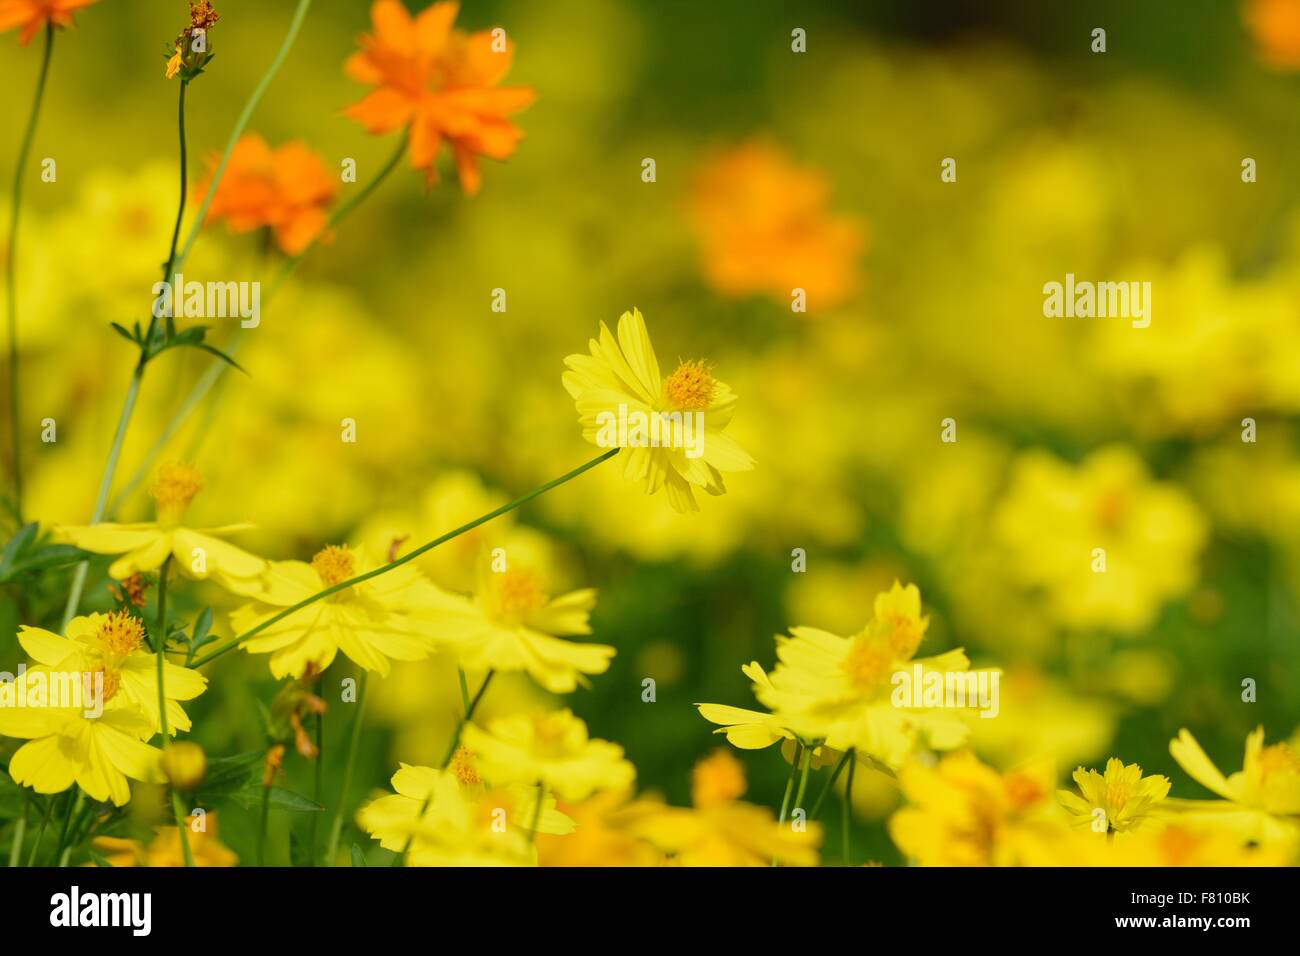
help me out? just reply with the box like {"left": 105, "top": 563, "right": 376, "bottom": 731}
{"left": 351, "top": 844, "right": 366, "bottom": 867}
{"left": 232, "top": 785, "right": 324, "bottom": 813}
{"left": 0, "top": 522, "right": 37, "bottom": 573}
{"left": 110, "top": 322, "right": 139, "bottom": 346}
{"left": 186, "top": 608, "right": 215, "bottom": 663}
{"left": 193, "top": 342, "right": 249, "bottom": 375}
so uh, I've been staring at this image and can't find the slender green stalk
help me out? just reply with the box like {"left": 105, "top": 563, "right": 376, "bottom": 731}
{"left": 792, "top": 745, "right": 812, "bottom": 815}
{"left": 193, "top": 450, "right": 620, "bottom": 668}
{"left": 772, "top": 741, "right": 803, "bottom": 867}
{"left": 527, "top": 781, "right": 544, "bottom": 845}
{"left": 153, "top": 557, "right": 194, "bottom": 867}
{"left": 842, "top": 749, "right": 856, "bottom": 865}
{"left": 160, "top": 79, "right": 190, "bottom": 338}
{"left": 26, "top": 795, "right": 54, "bottom": 867}
{"left": 393, "top": 670, "right": 495, "bottom": 866}
{"left": 107, "top": 133, "right": 410, "bottom": 515}
{"left": 257, "top": 779, "right": 271, "bottom": 866}
{"left": 308, "top": 710, "right": 324, "bottom": 866}
{"left": 457, "top": 667, "right": 471, "bottom": 715}
{"left": 59, "top": 0, "right": 314, "bottom": 625}
{"left": 325, "top": 670, "right": 368, "bottom": 865}
{"left": 809, "top": 748, "right": 852, "bottom": 821}
{"left": 5, "top": 23, "right": 54, "bottom": 523}
{"left": 54, "top": 791, "right": 82, "bottom": 867}
{"left": 7, "top": 793, "right": 28, "bottom": 867}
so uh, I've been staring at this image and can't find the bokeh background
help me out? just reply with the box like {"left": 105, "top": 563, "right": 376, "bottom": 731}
{"left": 2, "top": 0, "right": 1299, "bottom": 864}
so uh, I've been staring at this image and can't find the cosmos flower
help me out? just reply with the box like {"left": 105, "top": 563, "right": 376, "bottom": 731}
{"left": 196, "top": 135, "right": 337, "bottom": 255}
{"left": 92, "top": 813, "right": 238, "bottom": 867}
{"left": 1243, "top": 0, "right": 1300, "bottom": 70}
{"left": 562, "top": 308, "right": 755, "bottom": 513}
{"left": 0, "top": 0, "right": 96, "bottom": 46}
{"left": 55, "top": 463, "right": 267, "bottom": 596}
{"left": 230, "top": 544, "right": 442, "bottom": 678}
{"left": 688, "top": 139, "right": 864, "bottom": 309}
{"left": 1057, "top": 758, "right": 1171, "bottom": 834}
{"left": 344, "top": 0, "right": 535, "bottom": 193}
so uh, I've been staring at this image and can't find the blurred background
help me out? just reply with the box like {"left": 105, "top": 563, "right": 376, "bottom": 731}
{"left": 2, "top": 0, "right": 1299, "bottom": 864}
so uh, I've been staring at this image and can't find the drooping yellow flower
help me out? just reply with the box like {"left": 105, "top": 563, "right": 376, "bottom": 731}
{"left": 0, "top": 613, "right": 205, "bottom": 805}
{"left": 56, "top": 463, "right": 267, "bottom": 596}
{"left": 358, "top": 759, "right": 571, "bottom": 867}
{"left": 888, "top": 752, "right": 1067, "bottom": 866}
{"left": 562, "top": 308, "right": 755, "bottom": 513}
{"left": 701, "top": 582, "right": 995, "bottom": 768}
{"left": 1167, "top": 727, "right": 1300, "bottom": 846}
{"left": 91, "top": 812, "right": 238, "bottom": 868}
{"left": 230, "top": 544, "right": 442, "bottom": 679}
{"left": 627, "top": 750, "right": 822, "bottom": 867}
{"left": 1057, "top": 758, "right": 1171, "bottom": 834}
{"left": 417, "top": 549, "right": 614, "bottom": 693}
{"left": 461, "top": 709, "right": 635, "bottom": 801}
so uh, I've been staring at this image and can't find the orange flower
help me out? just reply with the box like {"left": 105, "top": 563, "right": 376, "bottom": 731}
{"left": 1244, "top": 0, "right": 1300, "bottom": 69}
{"left": 196, "top": 135, "right": 338, "bottom": 255}
{"left": 0, "top": 0, "right": 96, "bottom": 45}
{"left": 688, "top": 140, "right": 865, "bottom": 311}
{"left": 344, "top": 0, "right": 535, "bottom": 195}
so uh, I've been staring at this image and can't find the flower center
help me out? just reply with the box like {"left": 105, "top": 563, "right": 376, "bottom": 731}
{"left": 450, "top": 747, "right": 481, "bottom": 787}
{"left": 150, "top": 462, "right": 204, "bottom": 525}
{"left": 1258, "top": 743, "right": 1300, "bottom": 779}
{"left": 491, "top": 568, "right": 548, "bottom": 622}
{"left": 876, "top": 611, "right": 923, "bottom": 660}
{"left": 1104, "top": 782, "right": 1130, "bottom": 813}
{"left": 88, "top": 666, "right": 122, "bottom": 703}
{"left": 311, "top": 545, "right": 356, "bottom": 587}
{"left": 94, "top": 611, "right": 146, "bottom": 664}
{"left": 663, "top": 360, "right": 715, "bottom": 411}
{"left": 842, "top": 633, "right": 893, "bottom": 691}
{"left": 1004, "top": 771, "right": 1045, "bottom": 813}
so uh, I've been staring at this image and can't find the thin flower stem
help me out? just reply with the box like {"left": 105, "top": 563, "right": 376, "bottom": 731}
{"left": 26, "top": 795, "right": 53, "bottom": 867}
{"left": 527, "top": 781, "right": 544, "bottom": 846}
{"left": 159, "top": 79, "right": 189, "bottom": 339}
{"left": 325, "top": 669, "right": 368, "bottom": 866}
{"left": 792, "top": 746, "right": 812, "bottom": 816}
{"left": 457, "top": 667, "right": 471, "bottom": 715}
{"left": 7, "top": 793, "right": 28, "bottom": 867}
{"left": 55, "top": 791, "right": 82, "bottom": 867}
{"left": 809, "top": 748, "right": 852, "bottom": 821}
{"left": 308, "top": 710, "right": 323, "bottom": 865}
{"left": 393, "top": 670, "right": 495, "bottom": 866}
{"left": 153, "top": 557, "right": 194, "bottom": 867}
{"left": 256, "top": 780, "right": 271, "bottom": 866}
{"left": 4, "top": 22, "right": 54, "bottom": 523}
{"left": 772, "top": 741, "right": 803, "bottom": 867}
{"left": 842, "top": 749, "right": 856, "bottom": 865}
{"left": 107, "top": 133, "right": 409, "bottom": 516}
{"left": 59, "top": 0, "right": 314, "bottom": 625}
{"left": 192, "top": 449, "right": 620, "bottom": 668}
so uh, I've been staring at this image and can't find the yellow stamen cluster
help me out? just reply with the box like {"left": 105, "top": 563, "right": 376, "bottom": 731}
{"left": 150, "top": 462, "right": 204, "bottom": 515}
{"left": 1258, "top": 743, "right": 1300, "bottom": 777}
{"left": 492, "top": 568, "right": 548, "bottom": 622}
{"left": 311, "top": 545, "right": 356, "bottom": 587}
{"left": 89, "top": 666, "right": 122, "bottom": 703}
{"left": 877, "top": 611, "right": 923, "bottom": 660}
{"left": 97, "top": 610, "right": 147, "bottom": 660}
{"left": 1104, "top": 782, "right": 1131, "bottom": 813}
{"left": 842, "top": 632, "right": 893, "bottom": 691}
{"left": 691, "top": 750, "right": 746, "bottom": 809}
{"left": 663, "top": 360, "right": 715, "bottom": 411}
{"left": 450, "top": 747, "right": 481, "bottom": 787}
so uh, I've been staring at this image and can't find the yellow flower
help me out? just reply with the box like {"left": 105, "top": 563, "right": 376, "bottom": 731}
{"left": 1057, "top": 758, "right": 1171, "bottom": 834}
{"left": 160, "top": 741, "right": 207, "bottom": 791}
{"left": 889, "top": 752, "right": 1067, "bottom": 866}
{"left": 702, "top": 582, "right": 994, "bottom": 768}
{"left": 418, "top": 549, "right": 614, "bottom": 693}
{"left": 460, "top": 709, "right": 635, "bottom": 801}
{"left": 230, "top": 544, "right": 442, "bottom": 679}
{"left": 92, "top": 813, "right": 238, "bottom": 867}
{"left": 1167, "top": 727, "right": 1300, "bottom": 846}
{"left": 535, "top": 789, "right": 668, "bottom": 867}
{"left": 56, "top": 463, "right": 266, "bottom": 596}
{"left": 1103, "top": 824, "right": 1293, "bottom": 867}
{"left": 358, "top": 760, "right": 572, "bottom": 867}
{"left": 0, "top": 612, "right": 203, "bottom": 805}
{"left": 627, "top": 751, "right": 822, "bottom": 866}
{"left": 994, "top": 446, "right": 1207, "bottom": 632}
{"left": 562, "top": 308, "right": 755, "bottom": 513}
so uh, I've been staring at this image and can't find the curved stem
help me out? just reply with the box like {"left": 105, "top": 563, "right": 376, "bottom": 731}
{"left": 5, "top": 23, "right": 55, "bottom": 522}
{"left": 325, "top": 669, "right": 368, "bottom": 865}
{"left": 809, "top": 748, "right": 852, "bottom": 821}
{"left": 842, "top": 749, "right": 856, "bottom": 865}
{"left": 25, "top": 795, "right": 53, "bottom": 867}
{"left": 7, "top": 793, "right": 28, "bottom": 867}
{"left": 192, "top": 450, "right": 619, "bottom": 668}
{"left": 159, "top": 79, "right": 189, "bottom": 340}
{"left": 153, "top": 557, "right": 193, "bottom": 867}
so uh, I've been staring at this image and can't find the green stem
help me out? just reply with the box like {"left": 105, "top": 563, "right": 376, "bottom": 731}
{"left": 842, "top": 749, "right": 856, "bottom": 866}
{"left": 7, "top": 792, "right": 28, "bottom": 867}
{"left": 26, "top": 795, "right": 53, "bottom": 867}
{"left": 153, "top": 557, "right": 193, "bottom": 867}
{"left": 792, "top": 746, "right": 812, "bottom": 816}
{"left": 527, "top": 781, "right": 544, "bottom": 846}
{"left": 159, "top": 79, "right": 189, "bottom": 339}
{"left": 193, "top": 450, "right": 620, "bottom": 668}
{"left": 772, "top": 741, "right": 803, "bottom": 867}
{"left": 257, "top": 779, "right": 271, "bottom": 866}
{"left": 4, "top": 22, "right": 54, "bottom": 523}
{"left": 54, "top": 791, "right": 82, "bottom": 867}
{"left": 308, "top": 710, "right": 323, "bottom": 866}
{"left": 809, "top": 748, "right": 852, "bottom": 821}
{"left": 106, "top": 133, "right": 409, "bottom": 516}
{"left": 325, "top": 669, "right": 368, "bottom": 865}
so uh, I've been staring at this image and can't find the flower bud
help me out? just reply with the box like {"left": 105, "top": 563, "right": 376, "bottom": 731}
{"left": 161, "top": 742, "right": 207, "bottom": 791}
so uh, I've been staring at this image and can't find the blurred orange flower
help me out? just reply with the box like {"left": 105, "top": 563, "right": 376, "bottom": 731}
{"left": 343, "top": 0, "right": 535, "bottom": 194}
{"left": 197, "top": 134, "right": 338, "bottom": 255}
{"left": 0, "top": 0, "right": 96, "bottom": 45}
{"left": 688, "top": 140, "right": 865, "bottom": 311}
{"left": 1243, "top": 0, "right": 1300, "bottom": 69}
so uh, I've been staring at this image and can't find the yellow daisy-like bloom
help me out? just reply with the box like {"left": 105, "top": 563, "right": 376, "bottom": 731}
{"left": 0, "top": 610, "right": 209, "bottom": 805}
{"left": 92, "top": 813, "right": 238, "bottom": 868}
{"left": 888, "top": 752, "right": 1067, "bottom": 866}
{"left": 627, "top": 750, "right": 822, "bottom": 867}
{"left": 56, "top": 462, "right": 266, "bottom": 596}
{"left": 701, "top": 582, "right": 994, "bottom": 769}
{"left": 1057, "top": 757, "right": 1171, "bottom": 834}
{"left": 1101, "top": 824, "right": 1294, "bottom": 867}
{"left": 230, "top": 544, "right": 442, "bottom": 679}
{"left": 419, "top": 552, "right": 614, "bottom": 693}
{"left": 1167, "top": 727, "right": 1300, "bottom": 847}
{"left": 358, "top": 760, "right": 572, "bottom": 867}
{"left": 562, "top": 308, "right": 755, "bottom": 513}
{"left": 460, "top": 709, "right": 636, "bottom": 801}
{"left": 535, "top": 788, "right": 669, "bottom": 867}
